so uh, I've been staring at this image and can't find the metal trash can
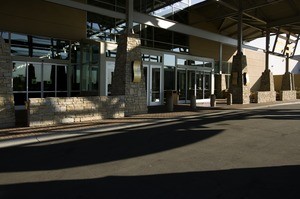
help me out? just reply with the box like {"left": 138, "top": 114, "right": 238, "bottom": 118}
{"left": 165, "top": 90, "right": 174, "bottom": 111}
{"left": 190, "top": 94, "right": 196, "bottom": 109}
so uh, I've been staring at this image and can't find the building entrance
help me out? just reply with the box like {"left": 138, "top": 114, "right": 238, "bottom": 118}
{"left": 143, "top": 64, "right": 163, "bottom": 106}
{"left": 177, "top": 65, "right": 212, "bottom": 103}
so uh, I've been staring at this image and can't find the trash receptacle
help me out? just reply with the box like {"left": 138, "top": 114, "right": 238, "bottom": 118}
{"left": 165, "top": 90, "right": 174, "bottom": 111}
{"left": 172, "top": 90, "right": 178, "bottom": 105}
{"left": 190, "top": 94, "right": 196, "bottom": 109}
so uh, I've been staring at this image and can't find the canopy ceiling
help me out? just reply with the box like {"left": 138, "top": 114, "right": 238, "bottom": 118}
{"left": 190, "top": 0, "right": 300, "bottom": 41}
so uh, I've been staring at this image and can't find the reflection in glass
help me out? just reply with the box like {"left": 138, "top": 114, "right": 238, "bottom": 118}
{"left": 151, "top": 67, "right": 160, "bottom": 103}
{"left": 28, "top": 63, "right": 41, "bottom": 91}
{"left": 43, "top": 64, "right": 54, "bottom": 91}
{"left": 13, "top": 62, "right": 26, "bottom": 91}
{"left": 106, "top": 61, "right": 115, "bottom": 95}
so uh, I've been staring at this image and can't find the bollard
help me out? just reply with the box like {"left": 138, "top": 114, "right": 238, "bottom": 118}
{"left": 210, "top": 94, "right": 216, "bottom": 107}
{"left": 227, "top": 93, "right": 232, "bottom": 105}
{"left": 166, "top": 93, "right": 174, "bottom": 111}
{"left": 190, "top": 95, "right": 196, "bottom": 109}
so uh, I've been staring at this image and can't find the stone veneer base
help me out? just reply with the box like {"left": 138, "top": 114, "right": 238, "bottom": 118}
{"left": 28, "top": 96, "right": 125, "bottom": 127}
{"left": 0, "top": 37, "right": 15, "bottom": 128}
{"left": 254, "top": 91, "right": 276, "bottom": 103}
{"left": 279, "top": 90, "right": 297, "bottom": 101}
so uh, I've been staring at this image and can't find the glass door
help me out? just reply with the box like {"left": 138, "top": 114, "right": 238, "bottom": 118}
{"left": 177, "top": 69, "right": 187, "bottom": 102}
{"left": 149, "top": 65, "right": 162, "bottom": 106}
{"left": 195, "top": 71, "right": 211, "bottom": 101}
{"left": 80, "top": 41, "right": 100, "bottom": 96}
{"left": 187, "top": 70, "right": 196, "bottom": 101}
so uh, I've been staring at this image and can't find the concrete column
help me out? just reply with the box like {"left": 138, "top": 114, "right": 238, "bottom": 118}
{"left": 280, "top": 48, "right": 296, "bottom": 101}
{"left": 219, "top": 43, "right": 223, "bottom": 74}
{"left": 126, "top": 0, "right": 133, "bottom": 33}
{"left": 237, "top": 4, "right": 243, "bottom": 55}
{"left": 281, "top": 51, "right": 294, "bottom": 91}
{"left": 228, "top": 0, "right": 250, "bottom": 104}
{"left": 265, "top": 28, "right": 270, "bottom": 71}
{"left": 259, "top": 28, "right": 275, "bottom": 92}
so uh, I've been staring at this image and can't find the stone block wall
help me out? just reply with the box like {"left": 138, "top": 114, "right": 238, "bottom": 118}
{"left": 279, "top": 90, "right": 297, "bottom": 101}
{"left": 111, "top": 33, "right": 148, "bottom": 116}
{"left": 254, "top": 91, "right": 276, "bottom": 103}
{"left": 0, "top": 37, "right": 15, "bottom": 128}
{"left": 28, "top": 96, "right": 124, "bottom": 127}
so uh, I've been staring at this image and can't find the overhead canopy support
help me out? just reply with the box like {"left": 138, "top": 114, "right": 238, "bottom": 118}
{"left": 132, "top": 12, "right": 237, "bottom": 46}
{"left": 237, "top": 0, "right": 243, "bottom": 54}
{"left": 45, "top": 0, "right": 238, "bottom": 46}
{"left": 265, "top": 28, "right": 270, "bottom": 71}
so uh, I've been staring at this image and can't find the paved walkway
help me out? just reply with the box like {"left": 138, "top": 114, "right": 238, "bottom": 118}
{"left": 1, "top": 100, "right": 300, "bottom": 148}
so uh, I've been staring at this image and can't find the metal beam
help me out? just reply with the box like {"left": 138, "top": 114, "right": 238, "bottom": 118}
{"left": 45, "top": 0, "right": 238, "bottom": 46}
{"left": 126, "top": 0, "right": 133, "bottom": 33}
{"left": 45, "top": 0, "right": 126, "bottom": 19}
{"left": 132, "top": 11, "right": 237, "bottom": 46}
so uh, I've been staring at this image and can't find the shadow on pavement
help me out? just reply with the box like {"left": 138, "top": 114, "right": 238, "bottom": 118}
{"left": 1, "top": 107, "right": 300, "bottom": 172}
{"left": 0, "top": 165, "right": 299, "bottom": 199}
{"left": 0, "top": 117, "right": 223, "bottom": 172}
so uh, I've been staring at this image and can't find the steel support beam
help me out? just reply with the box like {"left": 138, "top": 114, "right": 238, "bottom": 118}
{"left": 45, "top": 0, "right": 126, "bottom": 19}
{"left": 265, "top": 28, "right": 270, "bottom": 70}
{"left": 126, "top": 0, "right": 134, "bottom": 33}
{"left": 45, "top": 0, "right": 238, "bottom": 46}
{"left": 133, "top": 12, "right": 237, "bottom": 46}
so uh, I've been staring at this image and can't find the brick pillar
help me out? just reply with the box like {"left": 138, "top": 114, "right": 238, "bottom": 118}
{"left": 229, "top": 52, "right": 250, "bottom": 104}
{"left": 0, "top": 37, "right": 15, "bottom": 128}
{"left": 111, "top": 33, "right": 147, "bottom": 116}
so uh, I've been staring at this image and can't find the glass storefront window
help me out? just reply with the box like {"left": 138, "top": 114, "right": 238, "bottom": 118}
{"left": 43, "top": 64, "right": 55, "bottom": 91}
{"left": 71, "top": 64, "right": 80, "bottom": 91}
{"left": 142, "top": 54, "right": 162, "bottom": 62}
{"left": 10, "top": 33, "right": 70, "bottom": 60}
{"left": 106, "top": 61, "right": 115, "bottom": 95}
{"left": 81, "top": 42, "right": 100, "bottom": 94}
{"left": 11, "top": 33, "right": 29, "bottom": 57}
{"left": 203, "top": 61, "right": 212, "bottom": 68}
{"left": 13, "top": 61, "right": 68, "bottom": 104}
{"left": 28, "top": 63, "right": 42, "bottom": 91}
{"left": 164, "top": 54, "right": 175, "bottom": 66}
{"left": 57, "top": 65, "right": 67, "bottom": 91}
{"left": 177, "top": 58, "right": 186, "bottom": 65}
{"left": 13, "top": 62, "right": 26, "bottom": 91}
{"left": 0, "top": 31, "right": 9, "bottom": 41}
{"left": 106, "top": 50, "right": 116, "bottom": 57}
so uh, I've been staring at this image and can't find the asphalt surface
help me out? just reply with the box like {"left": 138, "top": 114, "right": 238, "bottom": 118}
{"left": 0, "top": 103, "right": 299, "bottom": 198}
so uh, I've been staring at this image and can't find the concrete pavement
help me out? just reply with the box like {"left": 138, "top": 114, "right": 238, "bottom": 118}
{"left": 0, "top": 101, "right": 299, "bottom": 198}
{"left": 1, "top": 100, "right": 300, "bottom": 148}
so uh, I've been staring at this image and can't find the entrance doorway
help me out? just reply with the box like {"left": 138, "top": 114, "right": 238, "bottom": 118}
{"left": 143, "top": 64, "right": 163, "bottom": 106}
{"left": 177, "top": 68, "right": 211, "bottom": 103}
